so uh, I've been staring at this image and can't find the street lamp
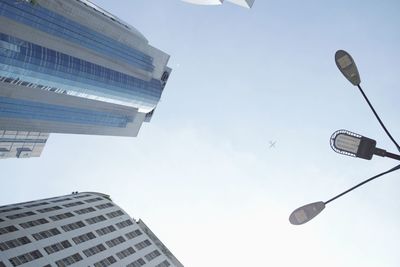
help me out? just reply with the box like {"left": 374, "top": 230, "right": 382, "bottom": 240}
{"left": 289, "top": 202, "right": 325, "bottom": 225}
{"left": 330, "top": 129, "right": 400, "bottom": 161}
{"left": 335, "top": 50, "right": 400, "bottom": 152}
{"left": 290, "top": 164, "right": 400, "bottom": 225}
{"left": 335, "top": 50, "right": 361, "bottom": 86}
{"left": 289, "top": 51, "right": 400, "bottom": 225}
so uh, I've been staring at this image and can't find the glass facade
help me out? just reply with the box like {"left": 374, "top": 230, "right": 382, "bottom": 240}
{"left": 0, "top": 33, "right": 162, "bottom": 112}
{"left": 0, "top": 0, "right": 154, "bottom": 72}
{"left": 0, "top": 0, "right": 171, "bottom": 156}
{"left": 0, "top": 97, "right": 132, "bottom": 127}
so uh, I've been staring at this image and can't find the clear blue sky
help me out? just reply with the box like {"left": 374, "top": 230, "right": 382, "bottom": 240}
{"left": 2, "top": 0, "right": 400, "bottom": 266}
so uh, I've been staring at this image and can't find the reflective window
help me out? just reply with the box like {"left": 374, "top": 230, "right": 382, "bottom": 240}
{"left": 94, "top": 256, "right": 117, "bottom": 267}
{"left": 44, "top": 240, "right": 72, "bottom": 255}
{"left": 9, "top": 250, "right": 43, "bottom": 266}
{"left": 55, "top": 253, "right": 83, "bottom": 267}
{"left": 0, "top": 32, "right": 162, "bottom": 111}
{"left": 0, "top": 236, "right": 31, "bottom": 251}
{"left": 0, "top": 0, "right": 154, "bottom": 72}
{"left": 32, "top": 228, "right": 61, "bottom": 241}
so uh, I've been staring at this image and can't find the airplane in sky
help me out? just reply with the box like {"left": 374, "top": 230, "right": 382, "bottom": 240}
{"left": 269, "top": 141, "right": 277, "bottom": 148}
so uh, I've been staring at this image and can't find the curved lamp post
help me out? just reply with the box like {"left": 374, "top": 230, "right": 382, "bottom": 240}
{"left": 290, "top": 50, "right": 400, "bottom": 225}
{"left": 290, "top": 164, "right": 400, "bottom": 225}
{"left": 335, "top": 50, "right": 400, "bottom": 152}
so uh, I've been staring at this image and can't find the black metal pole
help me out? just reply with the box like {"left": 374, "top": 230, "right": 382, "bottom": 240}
{"left": 325, "top": 164, "right": 400, "bottom": 205}
{"left": 357, "top": 84, "right": 400, "bottom": 152}
{"left": 385, "top": 151, "right": 400, "bottom": 161}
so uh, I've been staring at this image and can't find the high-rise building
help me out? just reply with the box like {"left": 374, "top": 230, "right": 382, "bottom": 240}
{"left": 0, "top": 192, "right": 184, "bottom": 267}
{"left": 0, "top": 0, "right": 171, "bottom": 158}
{"left": 182, "top": 0, "right": 255, "bottom": 8}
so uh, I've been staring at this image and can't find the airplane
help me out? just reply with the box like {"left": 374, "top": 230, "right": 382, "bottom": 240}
{"left": 269, "top": 141, "right": 276, "bottom": 148}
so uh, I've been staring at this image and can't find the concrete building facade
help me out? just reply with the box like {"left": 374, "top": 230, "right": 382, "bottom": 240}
{"left": 0, "top": 130, "right": 48, "bottom": 159}
{"left": 0, "top": 192, "right": 183, "bottom": 267}
{"left": 181, "top": 0, "right": 255, "bottom": 8}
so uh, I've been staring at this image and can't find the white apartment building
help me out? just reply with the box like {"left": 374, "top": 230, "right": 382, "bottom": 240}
{"left": 0, "top": 192, "right": 184, "bottom": 267}
{"left": 181, "top": 0, "right": 255, "bottom": 8}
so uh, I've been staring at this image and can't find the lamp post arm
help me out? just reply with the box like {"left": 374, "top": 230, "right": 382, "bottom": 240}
{"left": 357, "top": 84, "right": 400, "bottom": 152}
{"left": 373, "top": 148, "right": 400, "bottom": 161}
{"left": 384, "top": 151, "right": 400, "bottom": 161}
{"left": 325, "top": 164, "right": 400, "bottom": 205}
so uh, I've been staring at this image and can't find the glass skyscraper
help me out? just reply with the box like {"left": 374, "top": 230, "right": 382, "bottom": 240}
{"left": 0, "top": 0, "right": 171, "bottom": 158}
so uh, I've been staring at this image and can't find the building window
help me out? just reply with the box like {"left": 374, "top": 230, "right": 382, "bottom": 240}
{"left": 115, "top": 219, "right": 133, "bottom": 229}
{"left": 55, "top": 253, "right": 83, "bottom": 267}
{"left": 125, "top": 229, "right": 142, "bottom": 240}
{"left": 85, "top": 215, "right": 107, "bottom": 225}
{"left": 61, "top": 221, "right": 86, "bottom": 232}
{"left": 96, "top": 225, "right": 116, "bottom": 236}
{"left": 32, "top": 228, "right": 61, "bottom": 241}
{"left": 106, "top": 210, "right": 124, "bottom": 219}
{"left": 83, "top": 243, "right": 106, "bottom": 257}
{"left": 6, "top": 211, "right": 36, "bottom": 220}
{"left": 95, "top": 203, "right": 114, "bottom": 210}
{"left": 134, "top": 239, "right": 152, "bottom": 250}
{"left": 37, "top": 206, "right": 62, "bottom": 213}
{"left": 161, "top": 71, "right": 170, "bottom": 82}
{"left": 20, "top": 218, "right": 49, "bottom": 229}
{"left": 84, "top": 197, "right": 103, "bottom": 203}
{"left": 0, "top": 236, "right": 31, "bottom": 251}
{"left": 93, "top": 256, "right": 117, "bottom": 267}
{"left": 116, "top": 247, "right": 136, "bottom": 259}
{"left": 74, "top": 207, "right": 96, "bottom": 215}
{"left": 0, "top": 225, "right": 19, "bottom": 236}
{"left": 72, "top": 232, "right": 96, "bottom": 244}
{"left": 155, "top": 260, "right": 171, "bottom": 267}
{"left": 73, "top": 194, "right": 92, "bottom": 199}
{"left": 0, "top": 207, "right": 21, "bottom": 214}
{"left": 126, "top": 258, "right": 146, "bottom": 267}
{"left": 51, "top": 198, "right": 73, "bottom": 203}
{"left": 44, "top": 240, "right": 72, "bottom": 255}
{"left": 9, "top": 250, "right": 43, "bottom": 266}
{"left": 63, "top": 201, "right": 84, "bottom": 208}
{"left": 49, "top": 212, "right": 74, "bottom": 221}
{"left": 25, "top": 202, "right": 49, "bottom": 208}
{"left": 145, "top": 250, "right": 161, "bottom": 261}
{"left": 105, "top": 236, "right": 126, "bottom": 248}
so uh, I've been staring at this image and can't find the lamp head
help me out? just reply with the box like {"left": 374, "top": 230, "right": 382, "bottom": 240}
{"left": 335, "top": 50, "right": 361, "bottom": 86}
{"left": 330, "top": 129, "right": 377, "bottom": 160}
{"left": 289, "top": 201, "right": 325, "bottom": 225}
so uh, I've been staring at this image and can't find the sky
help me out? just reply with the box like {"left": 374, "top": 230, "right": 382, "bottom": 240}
{"left": 2, "top": 0, "right": 400, "bottom": 266}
